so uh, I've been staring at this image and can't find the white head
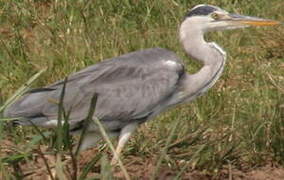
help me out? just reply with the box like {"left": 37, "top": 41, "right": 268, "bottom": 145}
{"left": 180, "top": 4, "right": 279, "bottom": 38}
{"left": 179, "top": 4, "right": 280, "bottom": 63}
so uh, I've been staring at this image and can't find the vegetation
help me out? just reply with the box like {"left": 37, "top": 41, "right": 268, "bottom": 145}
{"left": 0, "top": 0, "right": 283, "bottom": 179}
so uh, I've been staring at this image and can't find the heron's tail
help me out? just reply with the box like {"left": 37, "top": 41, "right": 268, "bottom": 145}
{"left": 6, "top": 115, "right": 49, "bottom": 127}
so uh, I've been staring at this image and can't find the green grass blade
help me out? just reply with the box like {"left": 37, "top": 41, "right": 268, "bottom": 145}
{"left": 101, "top": 153, "right": 113, "bottom": 180}
{"left": 75, "top": 94, "right": 98, "bottom": 156}
{"left": 89, "top": 94, "right": 131, "bottom": 180}
{"left": 55, "top": 77, "right": 68, "bottom": 180}
{"left": 151, "top": 119, "right": 179, "bottom": 180}
{"left": 0, "top": 68, "right": 46, "bottom": 113}
{"left": 79, "top": 153, "right": 102, "bottom": 180}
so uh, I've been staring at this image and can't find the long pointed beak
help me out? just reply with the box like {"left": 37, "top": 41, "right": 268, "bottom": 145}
{"left": 228, "top": 14, "right": 280, "bottom": 26}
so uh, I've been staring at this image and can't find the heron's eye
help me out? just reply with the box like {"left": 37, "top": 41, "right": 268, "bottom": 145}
{"left": 211, "top": 13, "right": 220, "bottom": 20}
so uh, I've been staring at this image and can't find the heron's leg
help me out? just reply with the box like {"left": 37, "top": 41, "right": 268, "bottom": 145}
{"left": 77, "top": 132, "right": 101, "bottom": 152}
{"left": 111, "top": 123, "right": 138, "bottom": 165}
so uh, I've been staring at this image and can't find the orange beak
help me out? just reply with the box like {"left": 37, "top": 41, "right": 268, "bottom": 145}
{"left": 228, "top": 13, "right": 281, "bottom": 27}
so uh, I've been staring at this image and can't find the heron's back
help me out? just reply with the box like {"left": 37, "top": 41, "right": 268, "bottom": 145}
{"left": 4, "top": 48, "right": 185, "bottom": 131}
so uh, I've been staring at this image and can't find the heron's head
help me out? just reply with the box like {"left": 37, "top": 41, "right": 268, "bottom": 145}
{"left": 181, "top": 4, "right": 280, "bottom": 33}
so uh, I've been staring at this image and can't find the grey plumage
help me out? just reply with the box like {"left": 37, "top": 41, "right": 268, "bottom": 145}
{"left": 5, "top": 48, "right": 184, "bottom": 132}
{"left": 4, "top": 4, "right": 279, "bottom": 164}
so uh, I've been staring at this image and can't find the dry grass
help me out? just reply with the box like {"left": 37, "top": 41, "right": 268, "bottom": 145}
{"left": 0, "top": 0, "right": 283, "bottom": 179}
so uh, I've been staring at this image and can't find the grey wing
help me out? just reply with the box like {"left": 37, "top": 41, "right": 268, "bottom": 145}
{"left": 4, "top": 48, "right": 184, "bottom": 129}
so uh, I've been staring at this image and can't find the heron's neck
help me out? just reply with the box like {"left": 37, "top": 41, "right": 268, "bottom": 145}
{"left": 179, "top": 25, "right": 226, "bottom": 101}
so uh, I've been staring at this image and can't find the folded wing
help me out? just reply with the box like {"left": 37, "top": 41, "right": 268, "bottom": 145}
{"left": 4, "top": 48, "right": 184, "bottom": 130}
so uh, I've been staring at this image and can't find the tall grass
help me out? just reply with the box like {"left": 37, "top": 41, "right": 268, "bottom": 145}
{"left": 0, "top": 0, "right": 283, "bottom": 179}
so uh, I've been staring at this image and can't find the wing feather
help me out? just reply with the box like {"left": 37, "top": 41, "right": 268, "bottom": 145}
{"left": 4, "top": 48, "right": 184, "bottom": 129}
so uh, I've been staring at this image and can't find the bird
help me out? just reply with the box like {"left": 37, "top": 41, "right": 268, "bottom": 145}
{"left": 4, "top": 4, "right": 279, "bottom": 164}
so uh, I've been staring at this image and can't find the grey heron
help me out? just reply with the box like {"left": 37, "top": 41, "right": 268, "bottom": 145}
{"left": 4, "top": 4, "right": 279, "bottom": 164}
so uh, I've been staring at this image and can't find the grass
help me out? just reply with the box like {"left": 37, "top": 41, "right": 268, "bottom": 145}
{"left": 0, "top": 0, "right": 283, "bottom": 179}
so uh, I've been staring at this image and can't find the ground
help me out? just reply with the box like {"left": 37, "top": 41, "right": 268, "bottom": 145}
{"left": 1, "top": 139, "right": 284, "bottom": 180}
{"left": 0, "top": 0, "right": 283, "bottom": 179}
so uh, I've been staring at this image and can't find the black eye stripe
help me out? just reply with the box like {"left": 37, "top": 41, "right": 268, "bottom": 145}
{"left": 186, "top": 6, "right": 217, "bottom": 18}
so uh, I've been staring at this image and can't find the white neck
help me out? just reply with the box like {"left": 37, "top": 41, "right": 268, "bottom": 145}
{"left": 179, "top": 19, "right": 226, "bottom": 101}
